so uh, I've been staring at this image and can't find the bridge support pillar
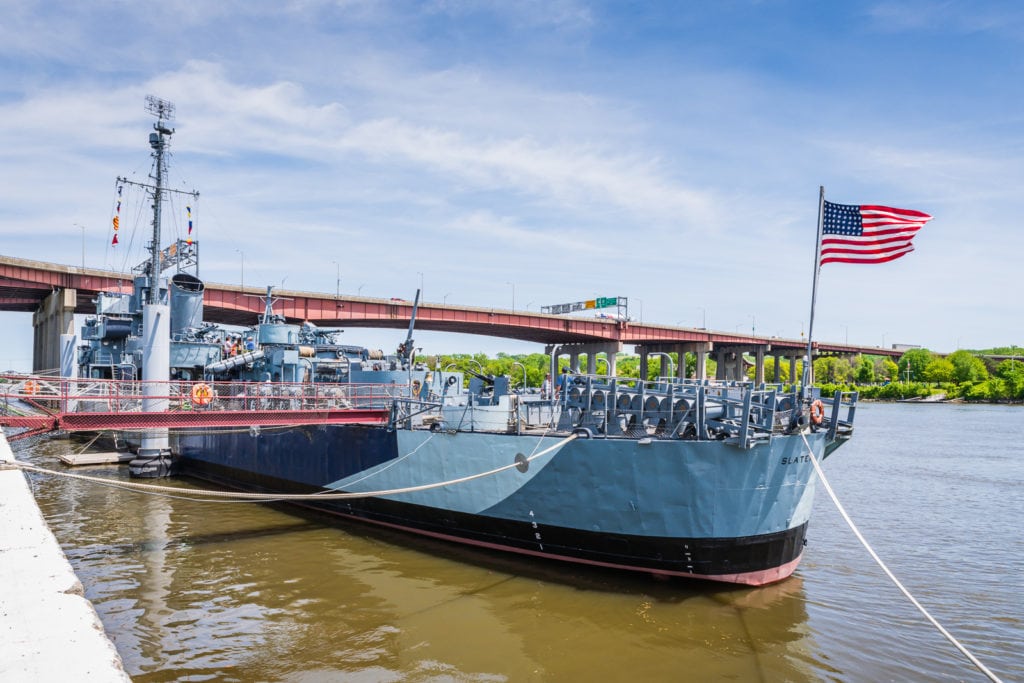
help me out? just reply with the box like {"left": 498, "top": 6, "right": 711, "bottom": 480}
{"left": 790, "top": 356, "right": 798, "bottom": 386}
{"left": 551, "top": 342, "right": 621, "bottom": 376}
{"left": 674, "top": 342, "right": 711, "bottom": 380}
{"left": 715, "top": 347, "right": 748, "bottom": 381}
{"left": 32, "top": 288, "right": 76, "bottom": 373}
{"left": 581, "top": 343, "right": 619, "bottom": 375}
{"left": 714, "top": 349, "right": 744, "bottom": 381}
{"left": 754, "top": 347, "right": 765, "bottom": 385}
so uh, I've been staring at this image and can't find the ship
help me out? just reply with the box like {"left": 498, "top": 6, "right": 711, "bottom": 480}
{"left": 71, "top": 99, "right": 858, "bottom": 586}
{"left": 173, "top": 376, "right": 854, "bottom": 586}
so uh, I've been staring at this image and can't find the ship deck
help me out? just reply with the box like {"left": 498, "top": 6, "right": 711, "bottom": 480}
{"left": 0, "top": 374, "right": 390, "bottom": 441}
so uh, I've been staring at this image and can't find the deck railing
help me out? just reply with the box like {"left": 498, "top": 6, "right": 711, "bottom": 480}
{"left": 0, "top": 374, "right": 396, "bottom": 439}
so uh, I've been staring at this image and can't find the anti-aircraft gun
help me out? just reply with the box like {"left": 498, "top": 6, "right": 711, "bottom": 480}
{"left": 464, "top": 367, "right": 510, "bottom": 406}
{"left": 395, "top": 288, "right": 421, "bottom": 368}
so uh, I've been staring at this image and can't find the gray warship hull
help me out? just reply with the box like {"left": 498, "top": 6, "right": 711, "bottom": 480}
{"left": 176, "top": 422, "right": 829, "bottom": 585}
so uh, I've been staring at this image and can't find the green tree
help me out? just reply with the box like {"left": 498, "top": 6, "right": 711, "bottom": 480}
{"left": 813, "top": 356, "right": 852, "bottom": 383}
{"left": 947, "top": 349, "right": 988, "bottom": 383}
{"left": 995, "top": 358, "right": 1023, "bottom": 379}
{"left": 995, "top": 359, "right": 1024, "bottom": 398}
{"left": 616, "top": 355, "right": 639, "bottom": 378}
{"left": 854, "top": 356, "right": 875, "bottom": 384}
{"left": 897, "top": 348, "right": 933, "bottom": 382}
{"left": 683, "top": 352, "right": 697, "bottom": 378}
{"left": 923, "top": 358, "right": 955, "bottom": 383}
{"left": 880, "top": 358, "right": 899, "bottom": 381}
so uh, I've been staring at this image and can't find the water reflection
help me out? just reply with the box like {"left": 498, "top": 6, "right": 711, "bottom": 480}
{"left": 22, "top": 437, "right": 822, "bottom": 682}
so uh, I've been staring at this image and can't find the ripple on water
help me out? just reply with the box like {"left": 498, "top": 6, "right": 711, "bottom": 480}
{"left": 16, "top": 405, "right": 1024, "bottom": 682}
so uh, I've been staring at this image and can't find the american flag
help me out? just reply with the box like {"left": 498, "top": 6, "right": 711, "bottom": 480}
{"left": 820, "top": 201, "right": 932, "bottom": 265}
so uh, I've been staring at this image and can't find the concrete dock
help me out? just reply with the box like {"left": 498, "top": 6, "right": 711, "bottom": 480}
{"left": 0, "top": 432, "right": 130, "bottom": 682}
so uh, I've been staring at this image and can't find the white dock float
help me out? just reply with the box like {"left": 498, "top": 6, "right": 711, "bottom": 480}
{"left": 58, "top": 451, "right": 135, "bottom": 466}
{"left": 0, "top": 432, "right": 130, "bottom": 682}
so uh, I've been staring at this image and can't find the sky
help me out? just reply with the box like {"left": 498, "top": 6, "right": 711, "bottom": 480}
{"left": 2, "top": 0, "right": 1023, "bottom": 370}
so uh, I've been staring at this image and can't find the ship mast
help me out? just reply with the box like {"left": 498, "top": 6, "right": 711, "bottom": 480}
{"left": 130, "top": 95, "right": 177, "bottom": 479}
{"left": 145, "top": 95, "right": 175, "bottom": 304}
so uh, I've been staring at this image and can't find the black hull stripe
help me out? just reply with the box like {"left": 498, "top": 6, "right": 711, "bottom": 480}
{"left": 180, "top": 458, "right": 808, "bottom": 581}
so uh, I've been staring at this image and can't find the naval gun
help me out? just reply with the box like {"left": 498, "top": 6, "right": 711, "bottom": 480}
{"left": 395, "top": 288, "right": 421, "bottom": 366}
{"left": 464, "top": 367, "right": 510, "bottom": 406}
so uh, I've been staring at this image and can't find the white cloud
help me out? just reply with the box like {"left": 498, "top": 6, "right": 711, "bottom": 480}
{"left": 1, "top": 2, "right": 1024, "bottom": 366}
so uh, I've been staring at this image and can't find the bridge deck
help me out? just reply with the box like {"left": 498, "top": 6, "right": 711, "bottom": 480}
{"left": 0, "top": 254, "right": 899, "bottom": 355}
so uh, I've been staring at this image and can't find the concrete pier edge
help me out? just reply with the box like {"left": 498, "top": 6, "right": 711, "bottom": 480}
{"left": 0, "top": 431, "right": 130, "bottom": 681}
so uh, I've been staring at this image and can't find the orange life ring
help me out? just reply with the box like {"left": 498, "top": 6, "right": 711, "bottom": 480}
{"left": 23, "top": 379, "right": 38, "bottom": 395}
{"left": 809, "top": 399, "right": 825, "bottom": 425}
{"left": 191, "top": 383, "right": 214, "bottom": 406}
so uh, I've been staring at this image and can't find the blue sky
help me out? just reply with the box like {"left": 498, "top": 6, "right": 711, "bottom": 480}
{"left": 2, "top": 1, "right": 1023, "bottom": 369}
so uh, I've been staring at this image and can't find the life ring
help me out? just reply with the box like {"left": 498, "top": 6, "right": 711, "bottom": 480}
{"left": 446, "top": 375, "right": 458, "bottom": 387}
{"left": 809, "top": 399, "right": 825, "bottom": 425}
{"left": 23, "top": 379, "right": 38, "bottom": 395}
{"left": 191, "top": 383, "right": 214, "bottom": 407}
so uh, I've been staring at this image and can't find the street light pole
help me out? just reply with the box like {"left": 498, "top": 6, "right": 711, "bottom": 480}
{"left": 332, "top": 261, "right": 340, "bottom": 299}
{"left": 74, "top": 223, "right": 85, "bottom": 270}
{"left": 235, "top": 249, "right": 244, "bottom": 290}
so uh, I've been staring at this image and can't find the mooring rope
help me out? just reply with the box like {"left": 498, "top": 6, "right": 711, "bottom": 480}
{"left": 799, "top": 430, "right": 1003, "bottom": 683}
{"left": 2, "top": 433, "right": 577, "bottom": 502}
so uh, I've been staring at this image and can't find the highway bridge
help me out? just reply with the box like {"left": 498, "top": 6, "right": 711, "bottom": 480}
{"left": 0, "top": 254, "right": 900, "bottom": 381}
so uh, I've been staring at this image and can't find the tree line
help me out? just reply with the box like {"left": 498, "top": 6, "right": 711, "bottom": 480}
{"left": 426, "top": 346, "right": 1024, "bottom": 402}
{"left": 815, "top": 347, "right": 1024, "bottom": 401}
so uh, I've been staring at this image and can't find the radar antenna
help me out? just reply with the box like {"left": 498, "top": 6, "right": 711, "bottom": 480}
{"left": 145, "top": 95, "right": 175, "bottom": 125}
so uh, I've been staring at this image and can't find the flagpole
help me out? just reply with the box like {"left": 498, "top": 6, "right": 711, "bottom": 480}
{"left": 802, "top": 186, "right": 826, "bottom": 397}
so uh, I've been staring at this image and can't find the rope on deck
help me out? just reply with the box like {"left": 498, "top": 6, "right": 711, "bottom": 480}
{"left": 799, "top": 430, "right": 1003, "bottom": 683}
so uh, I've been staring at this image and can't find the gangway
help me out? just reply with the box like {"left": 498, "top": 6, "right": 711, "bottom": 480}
{"left": 0, "top": 374, "right": 391, "bottom": 441}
